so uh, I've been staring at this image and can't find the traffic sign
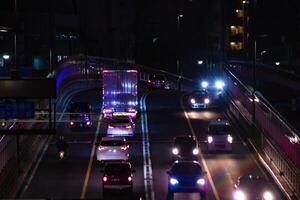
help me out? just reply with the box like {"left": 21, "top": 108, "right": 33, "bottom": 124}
{"left": 0, "top": 101, "right": 34, "bottom": 119}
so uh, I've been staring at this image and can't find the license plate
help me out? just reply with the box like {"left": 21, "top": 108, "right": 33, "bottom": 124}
{"left": 112, "top": 178, "right": 120, "bottom": 182}
{"left": 113, "top": 112, "right": 128, "bottom": 117}
{"left": 215, "top": 144, "right": 225, "bottom": 148}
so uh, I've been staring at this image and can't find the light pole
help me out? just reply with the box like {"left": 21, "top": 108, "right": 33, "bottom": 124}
{"left": 176, "top": 14, "right": 183, "bottom": 91}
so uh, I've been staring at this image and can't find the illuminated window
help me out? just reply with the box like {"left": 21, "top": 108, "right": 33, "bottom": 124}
{"left": 236, "top": 9, "right": 244, "bottom": 17}
{"left": 230, "top": 25, "right": 244, "bottom": 35}
{"left": 230, "top": 42, "right": 243, "bottom": 50}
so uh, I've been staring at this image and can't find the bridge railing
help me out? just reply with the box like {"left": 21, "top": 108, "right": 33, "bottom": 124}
{"left": 224, "top": 68, "right": 300, "bottom": 198}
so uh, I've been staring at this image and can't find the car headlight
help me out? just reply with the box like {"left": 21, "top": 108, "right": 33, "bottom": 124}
{"left": 263, "top": 191, "right": 274, "bottom": 200}
{"left": 227, "top": 135, "right": 233, "bottom": 143}
{"left": 233, "top": 190, "right": 246, "bottom": 200}
{"left": 208, "top": 136, "right": 213, "bottom": 143}
{"left": 204, "top": 98, "right": 210, "bottom": 104}
{"left": 197, "top": 178, "right": 205, "bottom": 185}
{"left": 170, "top": 178, "right": 179, "bottom": 185}
{"left": 201, "top": 81, "right": 208, "bottom": 88}
{"left": 172, "top": 148, "right": 179, "bottom": 155}
{"left": 192, "top": 148, "right": 199, "bottom": 155}
{"left": 190, "top": 98, "right": 196, "bottom": 104}
{"left": 215, "top": 80, "right": 225, "bottom": 89}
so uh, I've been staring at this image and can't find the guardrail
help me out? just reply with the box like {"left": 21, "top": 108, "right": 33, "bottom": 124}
{"left": 224, "top": 68, "right": 300, "bottom": 199}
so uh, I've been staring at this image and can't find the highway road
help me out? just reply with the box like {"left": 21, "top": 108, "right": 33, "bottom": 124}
{"left": 20, "top": 88, "right": 286, "bottom": 200}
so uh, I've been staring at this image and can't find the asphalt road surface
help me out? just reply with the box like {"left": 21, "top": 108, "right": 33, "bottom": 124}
{"left": 21, "top": 89, "right": 286, "bottom": 200}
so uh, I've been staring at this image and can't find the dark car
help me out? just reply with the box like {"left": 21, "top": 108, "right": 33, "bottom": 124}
{"left": 69, "top": 101, "right": 92, "bottom": 128}
{"left": 172, "top": 135, "right": 199, "bottom": 160}
{"left": 167, "top": 161, "right": 206, "bottom": 200}
{"left": 186, "top": 89, "right": 210, "bottom": 109}
{"left": 233, "top": 175, "right": 276, "bottom": 200}
{"left": 102, "top": 162, "right": 135, "bottom": 195}
{"left": 148, "top": 74, "right": 168, "bottom": 89}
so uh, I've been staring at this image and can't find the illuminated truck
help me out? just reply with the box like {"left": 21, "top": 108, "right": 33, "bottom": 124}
{"left": 102, "top": 69, "right": 138, "bottom": 120}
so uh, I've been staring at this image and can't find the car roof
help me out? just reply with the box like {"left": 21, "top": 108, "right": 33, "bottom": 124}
{"left": 209, "top": 119, "right": 230, "bottom": 126}
{"left": 174, "top": 135, "right": 195, "bottom": 139}
{"left": 101, "top": 137, "right": 126, "bottom": 142}
{"left": 171, "top": 161, "right": 202, "bottom": 169}
{"left": 104, "top": 161, "right": 132, "bottom": 168}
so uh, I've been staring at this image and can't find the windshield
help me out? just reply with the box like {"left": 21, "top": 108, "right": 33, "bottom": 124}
{"left": 150, "top": 74, "right": 165, "bottom": 80}
{"left": 101, "top": 140, "right": 125, "bottom": 146}
{"left": 174, "top": 137, "right": 196, "bottom": 147}
{"left": 209, "top": 125, "right": 231, "bottom": 135}
{"left": 110, "top": 118, "right": 130, "bottom": 124}
{"left": 172, "top": 163, "right": 202, "bottom": 175}
{"left": 105, "top": 164, "right": 130, "bottom": 175}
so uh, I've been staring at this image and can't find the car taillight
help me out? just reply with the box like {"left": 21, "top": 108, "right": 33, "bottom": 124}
{"left": 128, "top": 176, "right": 132, "bottom": 182}
{"left": 121, "top": 146, "right": 128, "bottom": 150}
{"left": 86, "top": 121, "right": 91, "bottom": 126}
{"left": 103, "top": 176, "right": 108, "bottom": 182}
{"left": 148, "top": 80, "right": 151, "bottom": 83}
{"left": 162, "top": 80, "right": 165, "bottom": 83}
{"left": 98, "top": 146, "right": 105, "bottom": 151}
{"left": 128, "top": 108, "right": 136, "bottom": 113}
{"left": 108, "top": 125, "right": 114, "bottom": 128}
{"left": 126, "top": 125, "right": 131, "bottom": 129}
{"left": 70, "top": 121, "right": 74, "bottom": 126}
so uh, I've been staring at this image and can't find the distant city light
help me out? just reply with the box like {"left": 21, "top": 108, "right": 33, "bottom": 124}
{"left": 0, "top": 29, "right": 8, "bottom": 33}
{"left": 275, "top": 62, "right": 280, "bottom": 66}
{"left": 198, "top": 60, "right": 203, "bottom": 65}
{"left": 3, "top": 55, "right": 10, "bottom": 60}
{"left": 179, "top": 14, "right": 183, "bottom": 18}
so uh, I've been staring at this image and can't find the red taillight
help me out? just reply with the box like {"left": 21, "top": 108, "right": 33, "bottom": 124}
{"left": 162, "top": 80, "right": 165, "bottom": 83}
{"left": 108, "top": 125, "right": 114, "bottom": 128}
{"left": 148, "top": 80, "right": 151, "bottom": 83}
{"left": 128, "top": 176, "right": 132, "bottom": 182}
{"left": 121, "top": 146, "right": 128, "bottom": 150}
{"left": 98, "top": 146, "right": 105, "bottom": 151}
{"left": 70, "top": 121, "right": 74, "bottom": 126}
{"left": 126, "top": 125, "right": 131, "bottom": 129}
{"left": 103, "top": 176, "right": 108, "bottom": 182}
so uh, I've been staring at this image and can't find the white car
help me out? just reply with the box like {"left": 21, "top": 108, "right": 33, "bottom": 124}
{"left": 207, "top": 119, "right": 233, "bottom": 152}
{"left": 107, "top": 116, "right": 135, "bottom": 136}
{"left": 96, "top": 137, "right": 129, "bottom": 162}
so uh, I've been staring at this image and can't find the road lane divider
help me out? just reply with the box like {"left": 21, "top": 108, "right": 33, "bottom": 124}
{"left": 140, "top": 94, "right": 155, "bottom": 200}
{"left": 180, "top": 98, "right": 221, "bottom": 200}
{"left": 80, "top": 114, "right": 102, "bottom": 199}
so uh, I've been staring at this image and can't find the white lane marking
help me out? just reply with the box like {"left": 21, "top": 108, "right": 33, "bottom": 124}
{"left": 180, "top": 98, "right": 221, "bottom": 200}
{"left": 20, "top": 106, "right": 68, "bottom": 197}
{"left": 80, "top": 114, "right": 102, "bottom": 199}
{"left": 140, "top": 94, "right": 155, "bottom": 200}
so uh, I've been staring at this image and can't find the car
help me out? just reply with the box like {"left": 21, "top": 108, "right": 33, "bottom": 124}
{"left": 68, "top": 101, "right": 92, "bottom": 128}
{"left": 96, "top": 137, "right": 129, "bottom": 163}
{"left": 148, "top": 74, "right": 168, "bottom": 89}
{"left": 200, "top": 77, "right": 225, "bottom": 102}
{"left": 233, "top": 174, "right": 276, "bottom": 200}
{"left": 207, "top": 119, "right": 233, "bottom": 152}
{"left": 107, "top": 116, "right": 135, "bottom": 136}
{"left": 186, "top": 89, "right": 210, "bottom": 109}
{"left": 171, "top": 135, "right": 199, "bottom": 160}
{"left": 166, "top": 161, "right": 206, "bottom": 200}
{"left": 102, "top": 162, "right": 135, "bottom": 195}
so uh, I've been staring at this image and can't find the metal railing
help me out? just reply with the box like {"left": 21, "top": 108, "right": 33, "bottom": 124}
{"left": 224, "top": 68, "right": 300, "bottom": 198}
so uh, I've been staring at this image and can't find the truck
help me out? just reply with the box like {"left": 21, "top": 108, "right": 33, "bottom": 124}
{"left": 102, "top": 69, "right": 138, "bottom": 120}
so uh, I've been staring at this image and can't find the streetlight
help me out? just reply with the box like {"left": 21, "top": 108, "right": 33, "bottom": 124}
{"left": 275, "top": 61, "right": 280, "bottom": 66}
{"left": 260, "top": 50, "right": 266, "bottom": 63}
{"left": 198, "top": 60, "right": 204, "bottom": 65}
{"left": 3, "top": 55, "right": 10, "bottom": 60}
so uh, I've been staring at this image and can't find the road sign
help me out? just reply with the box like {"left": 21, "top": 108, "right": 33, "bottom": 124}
{"left": 0, "top": 101, "right": 34, "bottom": 119}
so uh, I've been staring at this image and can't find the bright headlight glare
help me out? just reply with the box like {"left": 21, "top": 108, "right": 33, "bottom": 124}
{"left": 192, "top": 148, "right": 199, "bottom": 155}
{"left": 197, "top": 178, "right": 205, "bottom": 185}
{"left": 204, "top": 98, "right": 210, "bottom": 104}
{"left": 227, "top": 135, "right": 233, "bottom": 143}
{"left": 208, "top": 136, "right": 213, "bottom": 143}
{"left": 172, "top": 148, "right": 179, "bottom": 155}
{"left": 170, "top": 178, "right": 179, "bottom": 185}
{"left": 201, "top": 81, "right": 208, "bottom": 88}
{"left": 215, "top": 80, "right": 225, "bottom": 89}
{"left": 190, "top": 98, "right": 196, "bottom": 104}
{"left": 263, "top": 191, "right": 274, "bottom": 200}
{"left": 234, "top": 190, "right": 246, "bottom": 200}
